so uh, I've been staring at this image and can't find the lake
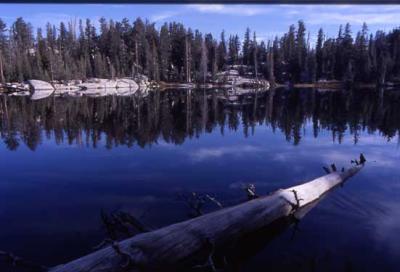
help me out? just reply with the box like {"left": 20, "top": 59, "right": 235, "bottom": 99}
{"left": 0, "top": 87, "right": 399, "bottom": 271}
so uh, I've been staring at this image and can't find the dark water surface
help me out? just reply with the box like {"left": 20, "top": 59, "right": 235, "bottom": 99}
{"left": 0, "top": 88, "right": 400, "bottom": 271}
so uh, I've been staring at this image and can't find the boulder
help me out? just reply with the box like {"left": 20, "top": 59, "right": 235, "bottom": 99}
{"left": 116, "top": 78, "right": 139, "bottom": 91}
{"left": 27, "top": 80, "right": 54, "bottom": 91}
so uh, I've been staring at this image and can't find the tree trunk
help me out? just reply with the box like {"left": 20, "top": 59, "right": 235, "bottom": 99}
{"left": 135, "top": 41, "right": 139, "bottom": 75}
{"left": 0, "top": 50, "right": 5, "bottom": 84}
{"left": 185, "top": 35, "right": 191, "bottom": 83}
{"left": 253, "top": 42, "right": 258, "bottom": 79}
{"left": 200, "top": 40, "right": 208, "bottom": 84}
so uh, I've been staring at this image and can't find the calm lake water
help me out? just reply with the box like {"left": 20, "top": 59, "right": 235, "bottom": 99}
{"left": 0, "top": 87, "right": 399, "bottom": 271}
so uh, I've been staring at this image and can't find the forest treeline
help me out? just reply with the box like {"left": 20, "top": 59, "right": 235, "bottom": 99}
{"left": 0, "top": 16, "right": 399, "bottom": 84}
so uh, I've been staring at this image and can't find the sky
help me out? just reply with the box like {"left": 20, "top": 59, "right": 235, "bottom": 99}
{"left": 1, "top": 4, "right": 399, "bottom": 43}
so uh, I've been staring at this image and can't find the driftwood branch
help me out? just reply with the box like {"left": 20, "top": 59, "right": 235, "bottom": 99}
{"left": 179, "top": 193, "right": 223, "bottom": 218}
{"left": 100, "top": 210, "right": 150, "bottom": 241}
{"left": 49, "top": 155, "right": 365, "bottom": 272}
{"left": 244, "top": 184, "right": 258, "bottom": 200}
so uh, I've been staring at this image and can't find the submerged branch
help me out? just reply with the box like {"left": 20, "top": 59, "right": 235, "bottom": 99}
{"left": 0, "top": 250, "right": 47, "bottom": 272}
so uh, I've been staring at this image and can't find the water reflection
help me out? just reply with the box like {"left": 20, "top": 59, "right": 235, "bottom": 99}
{"left": 1, "top": 88, "right": 400, "bottom": 271}
{"left": 0, "top": 88, "right": 399, "bottom": 151}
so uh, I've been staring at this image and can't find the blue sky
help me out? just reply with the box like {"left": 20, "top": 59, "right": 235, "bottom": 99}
{"left": 1, "top": 4, "right": 399, "bottom": 43}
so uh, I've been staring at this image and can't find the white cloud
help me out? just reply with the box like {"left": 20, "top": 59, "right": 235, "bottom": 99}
{"left": 28, "top": 13, "right": 76, "bottom": 27}
{"left": 187, "top": 4, "right": 270, "bottom": 16}
{"left": 156, "top": 140, "right": 177, "bottom": 150}
{"left": 278, "top": 5, "right": 400, "bottom": 27}
{"left": 151, "top": 11, "right": 178, "bottom": 22}
{"left": 21, "top": 13, "right": 100, "bottom": 31}
{"left": 307, "top": 12, "right": 400, "bottom": 26}
{"left": 188, "top": 4, "right": 226, "bottom": 13}
{"left": 149, "top": 4, "right": 271, "bottom": 23}
{"left": 370, "top": 201, "right": 400, "bottom": 257}
{"left": 189, "top": 145, "right": 261, "bottom": 162}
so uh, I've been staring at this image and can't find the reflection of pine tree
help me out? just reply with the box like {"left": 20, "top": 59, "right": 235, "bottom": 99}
{"left": 1, "top": 88, "right": 400, "bottom": 150}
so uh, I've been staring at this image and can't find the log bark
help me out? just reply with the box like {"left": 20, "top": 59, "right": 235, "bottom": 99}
{"left": 50, "top": 163, "right": 363, "bottom": 272}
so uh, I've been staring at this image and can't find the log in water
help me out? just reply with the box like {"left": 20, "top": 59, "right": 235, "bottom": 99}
{"left": 50, "top": 160, "right": 364, "bottom": 272}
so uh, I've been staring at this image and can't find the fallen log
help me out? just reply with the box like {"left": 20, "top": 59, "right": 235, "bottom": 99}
{"left": 49, "top": 155, "right": 365, "bottom": 272}
{"left": 217, "top": 197, "right": 322, "bottom": 271}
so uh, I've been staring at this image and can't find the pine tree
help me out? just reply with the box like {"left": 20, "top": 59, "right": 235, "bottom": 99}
{"left": 295, "top": 20, "right": 307, "bottom": 82}
{"left": 159, "top": 23, "right": 170, "bottom": 81}
{"left": 316, "top": 28, "right": 324, "bottom": 80}
{"left": 242, "top": 28, "right": 251, "bottom": 65}
{"left": 217, "top": 30, "right": 226, "bottom": 70}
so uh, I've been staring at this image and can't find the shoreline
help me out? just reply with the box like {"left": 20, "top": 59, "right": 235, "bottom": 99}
{"left": 0, "top": 81, "right": 392, "bottom": 94}
{"left": 159, "top": 81, "right": 380, "bottom": 90}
